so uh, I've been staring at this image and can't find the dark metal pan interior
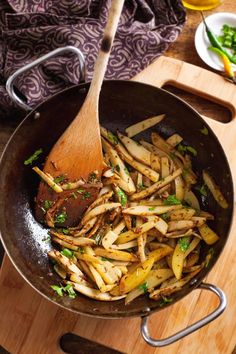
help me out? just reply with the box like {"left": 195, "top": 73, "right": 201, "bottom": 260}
{"left": 0, "top": 81, "right": 233, "bottom": 318}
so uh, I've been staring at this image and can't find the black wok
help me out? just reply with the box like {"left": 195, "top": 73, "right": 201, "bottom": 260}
{"left": 0, "top": 49, "right": 233, "bottom": 347}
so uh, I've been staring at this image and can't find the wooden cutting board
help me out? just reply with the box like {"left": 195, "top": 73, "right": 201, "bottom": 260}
{"left": 0, "top": 56, "right": 236, "bottom": 354}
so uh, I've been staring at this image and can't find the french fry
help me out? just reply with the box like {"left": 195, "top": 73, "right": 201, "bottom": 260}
{"left": 50, "top": 231, "right": 95, "bottom": 247}
{"left": 48, "top": 250, "right": 84, "bottom": 276}
{"left": 198, "top": 224, "right": 220, "bottom": 245}
{"left": 160, "top": 157, "right": 169, "bottom": 178}
{"left": 94, "top": 247, "right": 137, "bottom": 262}
{"left": 125, "top": 114, "right": 165, "bottom": 137}
{"left": 184, "top": 190, "right": 200, "bottom": 210}
{"left": 85, "top": 191, "right": 113, "bottom": 215}
{"left": 81, "top": 203, "right": 121, "bottom": 225}
{"left": 117, "top": 131, "right": 151, "bottom": 166}
{"left": 175, "top": 175, "right": 185, "bottom": 201}
{"left": 169, "top": 208, "right": 196, "bottom": 221}
{"left": 150, "top": 153, "right": 161, "bottom": 172}
{"left": 122, "top": 205, "right": 181, "bottom": 216}
{"left": 116, "top": 218, "right": 160, "bottom": 244}
{"left": 151, "top": 132, "right": 173, "bottom": 153}
{"left": 166, "top": 133, "right": 183, "bottom": 147}
{"left": 130, "top": 168, "right": 182, "bottom": 201}
{"left": 168, "top": 220, "right": 194, "bottom": 232}
{"left": 70, "top": 282, "right": 126, "bottom": 301}
{"left": 203, "top": 170, "right": 228, "bottom": 209}
{"left": 111, "top": 241, "right": 138, "bottom": 250}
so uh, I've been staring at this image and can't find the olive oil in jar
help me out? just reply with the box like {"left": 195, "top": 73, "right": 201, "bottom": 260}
{"left": 182, "top": 0, "right": 223, "bottom": 11}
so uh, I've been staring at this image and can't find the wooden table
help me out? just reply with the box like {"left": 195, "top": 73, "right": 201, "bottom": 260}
{"left": 1, "top": 1, "right": 236, "bottom": 353}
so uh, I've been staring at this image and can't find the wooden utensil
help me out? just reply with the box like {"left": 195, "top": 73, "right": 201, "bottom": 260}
{"left": 35, "top": 0, "right": 125, "bottom": 226}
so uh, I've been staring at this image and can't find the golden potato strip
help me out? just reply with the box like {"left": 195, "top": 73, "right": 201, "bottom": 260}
{"left": 172, "top": 239, "right": 191, "bottom": 279}
{"left": 98, "top": 185, "right": 112, "bottom": 197}
{"left": 121, "top": 152, "right": 159, "bottom": 182}
{"left": 85, "top": 191, "right": 113, "bottom": 215}
{"left": 102, "top": 230, "right": 119, "bottom": 250}
{"left": 51, "top": 236, "right": 79, "bottom": 251}
{"left": 78, "top": 260, "right": 96, "bottom": 283}
{"left": 116, "top": 218, "right": 159, "bottom": 244}
{"left": 136, "top": 217, "right": 146, "bottom": 263}
{"left": 32, "top": 167, "right": 63, "bottom": 193}
{"left": 166, "top": 134, "right": 183, "bottom": 147}
{"left": 73, "top": 217, "right": 97, "bottom": 237}
{"left": 50, "top": 231, "right": 95, "bottom": 246}
{"left": 71, "top": 282, "right": 126, "bottom": 301}
{"left": 54, "top": 264, "right": 66, "bottom": 279}
{"left": 151, "top": 132, "right": 173, "bottom": 153}
{"left": 123, "top": 205, "right": 181, "bottom": 216}
{"left": 81, "top": 203, "right": 121, "bottom": 225}
{"left": 102, "top": 138, "right": 136, "bottom": 193}
{"left": 184, "top": 190, "right": 200, "bottom": 210}
{"left": 166, "top": 229, "right": 193, "bottom": 239}
{"left": 140, "top": 140, "right": 169, "bottom": 158}
{"left": 169, "top": 208, "right": 196, "bottom": 221}
{"left": 117, "top": 131, "right": 151, "bottom": 166}
{"left": 125, "top": 114, "right": 165, "bottom": 137}
{"left": 150, "top": 268, "right": 202, "bottom": 300}
{"left": 48, "top": 250, "right": 83, "bottom": 276}
{"left": 160, "top": 157, "right": 169, "bottom": 179}
{"left": 150, "top": 153, "right": 161, "bottom": 172}
{"left": 203, "top": 170, "right": 228, "bottom": 209}
{"left": 74, "top": 252, "right": 103, "bottom": 264}
{"left": 125, "top": 269, "right": 173, "bottom": 304}
{"left": 129, "top": 168, "right": 182, "bottom": 201}
{"left": 198, "top": 224, "right": 219, "bottom": 245}
{"left": 174, "top": 175, "right": 185, "bottom": 201}
{"left": 148, "top": 246, "right": 173, "bottom": 262}
{"left": 86, "top": 214, "right": 104, "bottom": 238}
{"left": 191, "top": 217, "right": 206, "bottom": 227}
{"left": 119, "top": 257, "right": 155, "bottom": 294}
{"left": 168, "top": 220, "right": 194, "bottom": 232}
{"left": 94, "top": 247, "right": 137, "bottom": 262}
{"left": 85, "top": 263, "right": 106, "bottom": 291}
{"left": 70, "top": 273, "right": 93, "bottom": 287}
{"left": 111, "top": 241, "right": 138, "bottom": 250}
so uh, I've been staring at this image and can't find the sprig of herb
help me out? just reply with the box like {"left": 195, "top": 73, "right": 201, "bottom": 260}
{"left": 160, "top": 296, "right": 173, "bottom": 306}
{"left": 44, "top": 200, "right": 53, "bottom": 210}
{"left": 200, "top": 126, "right": 209, "bottom": 135}
{"left": 54, "top": 175, "right": 66, "bottom": 184}
{"left": 116, "top": 188, "right": 127, "bottom": 206}
{"left": 124, "top": 167, "right": 130, "bottom": 175}
{"left": 178, "top": 237, "right": 190, "bottom": 252}
{"left": 107, "top": 132, "right": 119, "bottom": 145}
{"left": 89, "top": 172, "right": 97, "bottom": 181}
{"left": 195, "top": 184, "right": 207, "bottom": 197}
{"left": 148, "top": 206, "right": 156, "bottom": 211}
{"left": 82, "top": 191, "right": 91, "bottom": 200}
{"left": 61, "top": 248, "right": 74, "bottom": 258}
{"left": 24, "top": 148, "right": 43, "bottom": 165}
{"left": 51, "top": 284, "right": 77, "bottom": 298}
{"left": 164, "top": 195, "right": 182, "bottom": 205}
{"left": 139, "top": 282, "right": 149, "bottom": 293}
{"left": 177, "top": 143, "right": 197, "bottom": 157}
{"left": 55, "top": 211, "right": 67, "bottom": 224}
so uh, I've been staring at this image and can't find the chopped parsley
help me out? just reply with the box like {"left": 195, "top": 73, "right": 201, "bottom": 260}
{"left": 54, "top": 211, "right": 67, "bottom": 224}
{"left": 82, "top": 191, "right": 91, "bottom": 200}
{"left": 71, "top": 192, "right": 78, "bottom": 199}
{"left": 107, "top": 131, "right": 119, "bottom": 145}
{"left": 115, "top": 165, "right": 120, "bottom": 172}
{"left": 148, "top": 207, "right": 156, "bottom": 211}
{"left": 44, "top": 200, "right": 53, "bottom": 210}
{"left": 77, "top": 188, "right": 85, "bottom": 194}
{"left": 195, "top": 184, "right": 207, "bottom": 197}
{"left": 178, "top": 237, "right": 190, "bottom": 252}
{"left": 61, "top": 248, "right": 74, "bottom": 258}
{"left": 160, "top": 296, "right": 173, "bottom": 306}
{"left": 161, "top": 213, "right": 170, "bottom": 221}
{"left": 139, "top": 282, "right": 149, "bottom": 293}
{"left": 177, "top": 143, "right": 197, "bottom": 157}
{"left": 116, "top": 188, "right": 127, "bottom": 206}
{"left": 54, "top": 175, "right": 66, "bottom": 184}
{"left": 89, "top": 172, "right": 97, "bottom": 181}
{"left": 164, "top": 195, "right": 182, "bottom": 205}
{"left": 78, "top": 247, "right": 85, "bottom": 254}
{"left": 200, "top": 126, "right": 209, "bottom": 135}
{"left": 24, "top": 148, "right": 43, "bottom": 165}
{"left": 51, "top": 284, "right": 77, "bottom": 299}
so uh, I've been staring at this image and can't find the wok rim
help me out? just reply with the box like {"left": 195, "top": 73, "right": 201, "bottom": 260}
{"left": 0, "top": 79, "right": 234, "bottom": 319}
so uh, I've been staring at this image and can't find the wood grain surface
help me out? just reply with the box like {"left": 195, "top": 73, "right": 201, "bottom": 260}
{"left": 1, "top": 1, "right": 236, "bottom": 353}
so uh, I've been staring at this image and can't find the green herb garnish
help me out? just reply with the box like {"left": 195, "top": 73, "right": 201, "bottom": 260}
{"left": 195, "top": 184, "right": 207, "bottom": 197}
{"left": 148, "top": 207, "right": 156, "bottom": 211}
{"left": 115, "top": 165, "right": 120, "bottom": 172}
{"left": 139, "top": 282, "right": 149, "bottom": 293}
{"left": 161, "top": 213, "right": 170, "bottom": 221}
{"left": 108, "top": 132, "right": 119, "bottom": 145}
{"left": 117, "top": 188, "right": 127, "bottom": 206}
{"left": 77, "top": 188, "right": 85, "bottom": 194}
{"left": 164, "top": 195, "right": 181, "bottom": 205}
{"left": 124, "top": 167, "right": 130, "bottom": 175}
{"left": 71, "top": 192, "right": 78, "bottom": 199}
{"left": 160, "top": 296, "right": 173, "bottom": 306}
{"left": 44, "top": 200, "right": 53, "bottom": 210}
{"left": 78, "top": 247, "right": 85, "bottom": 254}
{"left": 61, "top": 248, "right": 74, "bottom": 258}
{"left": 200, "top": 126, "right": 209, "bottom": 135}
{"left": 24, "top": 148, "right": 43, "bottom": 165}
{"left": 89, "top": 172, "right": 97, "bottom": 181}
{"left": 51, "top": 285, "right": 64, "bottom": 297}
{"left": 82, "top": 191, "right": 91, "bottom": 200}
{"left": 54, "top": 175, "right": 65, "bottom": 184}
{"left": 55, "top": 211, "right": 67, "bottom": 224}
{"left": 177, "top": 143, "right": 197, "bottom": 156}
{"left": 178, "top": 237, "right": 190, "bottom": 252}
{"left": 51, "top": 284, "right": 77, "bottom": 299}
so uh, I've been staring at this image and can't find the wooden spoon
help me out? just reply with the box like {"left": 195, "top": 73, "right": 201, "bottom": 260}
{"left": 35, "top": 0, "right": 125, "bottom": 227}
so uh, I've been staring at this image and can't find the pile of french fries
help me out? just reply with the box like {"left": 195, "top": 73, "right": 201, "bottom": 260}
{"left": 48, "top": 114, "right": 228, "bottom": 304}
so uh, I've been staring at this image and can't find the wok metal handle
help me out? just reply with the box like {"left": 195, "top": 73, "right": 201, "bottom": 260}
{"left": 140, "top": 282, "right": 226, "bottom": 347}
{"left": 6, "top": 46, "right": 86, "bottom": 112}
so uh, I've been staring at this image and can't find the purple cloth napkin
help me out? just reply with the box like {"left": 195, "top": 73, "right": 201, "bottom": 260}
{"left": 0, "top": 0, "right": 186, "bottom": 118}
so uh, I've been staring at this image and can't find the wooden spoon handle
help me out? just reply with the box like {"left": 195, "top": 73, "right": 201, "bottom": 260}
{"left": 88, "top": 0, "right": 125, "bottom": 101}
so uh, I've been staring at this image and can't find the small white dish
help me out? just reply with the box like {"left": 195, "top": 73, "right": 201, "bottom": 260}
{"left": 195, "top": 12, "right": 236, "bottom": 71}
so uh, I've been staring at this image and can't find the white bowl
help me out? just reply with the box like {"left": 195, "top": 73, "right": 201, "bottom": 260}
{"left": 195, "top": 12, "right": 236, "bottom": 71}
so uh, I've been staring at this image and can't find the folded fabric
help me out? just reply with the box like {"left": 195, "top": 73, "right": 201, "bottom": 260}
{"left": 0, "top": 0, "right": 186, "bottom": 118}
